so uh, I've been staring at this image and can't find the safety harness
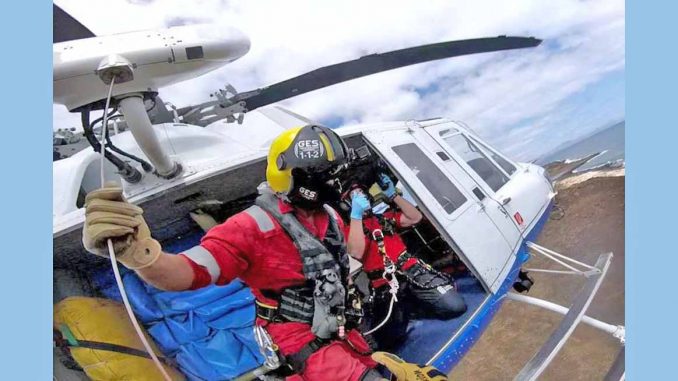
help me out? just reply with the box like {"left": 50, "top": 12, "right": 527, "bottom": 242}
{"left": 362, "top": 228, "right": 400, "bottom": 336}
{"left": 244, "top": 191, "right": 361, "bottom": 374}
{"left": 363, "top": 215, "right": 406, "bottom": 289}
{"left": 361, "top": 215, "right": 455, "bottom": 337}
{"left": 364, "top": 216, "right": 450, "bottom": 291}
{"left": 370, "top": 229, "right": 399, "bottom": 292}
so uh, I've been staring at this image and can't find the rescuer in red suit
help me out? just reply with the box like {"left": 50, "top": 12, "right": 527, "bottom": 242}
{"left": 346, "top": 175, "right": 467, "bottom": 349}
{"left": 80, "top": 124, "right": 449, "bottom": 381}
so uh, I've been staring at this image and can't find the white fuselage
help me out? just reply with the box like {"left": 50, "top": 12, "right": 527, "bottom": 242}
{"left": 53, "top": 24, "right": 250, "bottom": 110}
{"left": 52, "top": 109, "right": 554, "bottom": 294}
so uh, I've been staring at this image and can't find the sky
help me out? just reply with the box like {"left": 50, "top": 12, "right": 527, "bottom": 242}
{"left": 53, "top": 0, "right": 625, "bottom": 162}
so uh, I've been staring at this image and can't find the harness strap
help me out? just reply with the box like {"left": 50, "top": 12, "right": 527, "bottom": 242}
{"left": 285, "top": 337, "right": 330, "bottom": 374}
{"left": 255, "top": 300, "right": 280, "bottom": 322}
{"left": 372, "top": 229, "right": 396, "bottom": 272}
{"left": 255, "top": 287, "right": 316, "bottom": 324}
{"left": 279, "top": 288, "right": 315, "bottom": 323}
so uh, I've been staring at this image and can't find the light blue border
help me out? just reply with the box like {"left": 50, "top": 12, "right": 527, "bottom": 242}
{"left": 0, "top": 1, "right": 669, "bottom": 379}
{"left": 626, "top": 1, "right": 677, "bottom": 379}
{"left": 0, "top": 1, "right": 52, "bottom": 379}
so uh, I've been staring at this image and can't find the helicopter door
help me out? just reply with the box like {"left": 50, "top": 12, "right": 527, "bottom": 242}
{"left": 423, "top": 124, "right": 522, "bottom": 243}
{"left": 363, "top": 127, "right": 514, "bottom": 293}
{"left": 425, "top": 123, "right": 553, "bottom": 238}
{"left": 466, "top": 134, "right": 554, "bottom": 235}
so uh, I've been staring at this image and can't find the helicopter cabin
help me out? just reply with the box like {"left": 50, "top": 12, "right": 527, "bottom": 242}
{"left": 52, "top": 109, "right": 554, "bottom": 380}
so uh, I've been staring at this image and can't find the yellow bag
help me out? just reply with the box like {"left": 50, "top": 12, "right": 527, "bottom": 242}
{"left": 54, "top": 297, "right": 185, "bottom": 381}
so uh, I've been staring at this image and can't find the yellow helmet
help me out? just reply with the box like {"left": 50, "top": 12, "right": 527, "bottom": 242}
{"left": 266, "top": 124, "right": 349, "bottom": 208}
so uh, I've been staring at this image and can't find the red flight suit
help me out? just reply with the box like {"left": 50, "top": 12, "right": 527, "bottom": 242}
{"left": 180, "top": 199, "right": 376, "bottom": 381}
{"left": 347, "top": 210, "right": 418, "bottom": 288}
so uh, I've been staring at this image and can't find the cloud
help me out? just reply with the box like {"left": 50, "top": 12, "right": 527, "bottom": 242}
{"left": 53, "top": 0, "right": 625, "bottom": 161}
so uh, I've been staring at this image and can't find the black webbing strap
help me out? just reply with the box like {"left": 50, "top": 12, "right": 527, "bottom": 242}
{"left": 72, "top": 340, "right": 172, "bottom": 364}
{"left": 366, "top": 270, "right": 385, "bottom": 280}
{"left": 256, "top": 299, "right": 280, "bottom": 322}
{"left": 256, "top": 287, "right": 315, "bottom": 324}
{"left": 285, "top": 337, "right": 329, "bottom": 374}
{"left": 57, "top": 339, "right": 173, "bottom": 367}
{"left": 55, "top": 325, "right": 172, "bottom": 366}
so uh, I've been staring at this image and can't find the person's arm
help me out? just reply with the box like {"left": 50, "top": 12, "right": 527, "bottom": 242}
{"left": 82, "top": 185, "right": 247, "bottom": 292}
{"left": 377, "top": 173, "right": 422, "bottom": 228}
{"left": 347, "top": 218, "right": 367, "bottom": 261}
{"left": 393, "top": 195, "right": 422, "bottom": 228}
{"left": 138, "top": 220, "right": 251, "bottom": 291}
{"left": 346, "top": 190, "right": 371, "bottom": 260}
{"left": 136, "top": 253, "right": 195, "bottom": 291}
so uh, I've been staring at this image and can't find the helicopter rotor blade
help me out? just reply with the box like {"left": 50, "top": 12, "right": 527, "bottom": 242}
{"left": 238, "top": 36, "right": 541, "bottom": 110}
{"left": 53, "top": 4, "right": 96, "bottom": 43}
{"left": 179, "top": 35, "right": 541, "bottom": 126}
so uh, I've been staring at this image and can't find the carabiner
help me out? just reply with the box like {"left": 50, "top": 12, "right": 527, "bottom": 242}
{"left": 253, "top": 325, "right": 281, "bottom": 370}
{"left": 372, "top": 229, "right": 384, "bottom": 243}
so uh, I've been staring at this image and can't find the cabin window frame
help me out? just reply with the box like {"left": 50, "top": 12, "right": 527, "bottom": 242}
{"left": 438, "top": 130, "right": 511, "bottom": 192}
{"left": 466, "top": 135, "right": 518, "bottom": 178}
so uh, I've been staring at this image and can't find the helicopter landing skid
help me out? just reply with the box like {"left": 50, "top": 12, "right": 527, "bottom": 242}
{"left": 509, "top": 242, "right": 622, "bottom": 381}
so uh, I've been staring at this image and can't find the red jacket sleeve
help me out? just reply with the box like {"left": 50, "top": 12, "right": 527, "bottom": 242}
{"left": 181, "top": 213, "right": 255, "bottom": 289}
{"left": 387, "top": 210, "right": 405, "bottom": 229}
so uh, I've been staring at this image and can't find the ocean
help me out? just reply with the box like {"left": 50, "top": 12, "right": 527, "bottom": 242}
{"left": 537, "top": 121, "right": 625, "bottom": 172}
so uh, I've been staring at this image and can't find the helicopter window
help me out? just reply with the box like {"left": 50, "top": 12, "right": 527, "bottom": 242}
{"left": 470, "top": 137, "right": 516, "bottom": 176}
{"left": 392, "top": 143, "right": 467, "bottom": 214}
{"left": 441, "top": 133, "right": 509, "bottom": 192}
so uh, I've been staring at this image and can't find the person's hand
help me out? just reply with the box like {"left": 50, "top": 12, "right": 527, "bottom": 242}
{"left": 377, "top": 173, "right": 397, "bottom": 200}
{"left": 372, "top": 352, "right": 448, "bottom": 381}
{"left": 350, "top": 190, "right": 371, "bottom": 220}
{"left": 82, "top": 185, "right": 161, "bottom": 269}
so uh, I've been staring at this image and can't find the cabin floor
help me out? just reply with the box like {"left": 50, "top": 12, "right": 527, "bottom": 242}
{"left": 450, "top": 173, "right": 625, "bottom": 380}
{"left": 395, "top": 273, "right": 487, "bottom": 364}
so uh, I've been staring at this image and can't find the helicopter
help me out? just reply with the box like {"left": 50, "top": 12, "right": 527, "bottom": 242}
{"left": 52, "top": 3, "right": 625, "bottom": 381}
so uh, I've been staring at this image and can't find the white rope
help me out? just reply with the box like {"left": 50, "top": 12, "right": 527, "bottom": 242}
{"left": 107, "top": 241, "right": 172, "bottom": 381}
{"left": 364, "top": 293, "right": 396, "bottom": 335}
{"left": 98, "top": 78, "right": 173, "bottom": 381}
{"left": 364, "top": 273, "right": 399, "bottom": 335}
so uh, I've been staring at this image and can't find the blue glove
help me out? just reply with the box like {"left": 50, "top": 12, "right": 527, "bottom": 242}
{"left": 350, "top": 191, "right": 371, "bottom": 220}
{"left": 378, "top": 173, "right": 397, "bottom": 199}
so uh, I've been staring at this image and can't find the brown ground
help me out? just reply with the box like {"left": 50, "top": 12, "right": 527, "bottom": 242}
{"left": 450, "top": 174, "right": 625, "bottom": 380}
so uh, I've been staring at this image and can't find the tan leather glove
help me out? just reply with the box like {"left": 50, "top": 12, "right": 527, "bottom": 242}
{"left": 82, "top": 185, "right": 161, "bottom": 269}
{"left": 371, "top": 352, "right": 448, "bottom": 381}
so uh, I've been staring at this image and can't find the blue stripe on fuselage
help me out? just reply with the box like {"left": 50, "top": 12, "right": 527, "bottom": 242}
{"left": 428, "top": 199, "right": 554, "bottom": 372}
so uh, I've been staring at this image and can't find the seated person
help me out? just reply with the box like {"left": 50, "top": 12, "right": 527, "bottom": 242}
{"left": 345, "top": 173, "right": 467, "bottom": 348}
